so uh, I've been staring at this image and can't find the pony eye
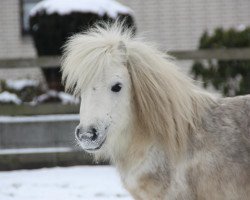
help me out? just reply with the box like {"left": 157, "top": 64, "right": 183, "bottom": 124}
{"left": 111, "top": 83, "right": 122, "bottom": 92}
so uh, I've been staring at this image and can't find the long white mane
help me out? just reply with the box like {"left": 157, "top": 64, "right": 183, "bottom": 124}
{"left": 61, "top": 22, "right": 213, "bottom": 158}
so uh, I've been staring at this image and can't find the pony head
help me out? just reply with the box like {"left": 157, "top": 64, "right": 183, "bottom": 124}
{"left": 61, "top": 22, "right": 211, "bottom": 161}
{"left": 62, "top": 23, "right": 135, "bottom": 158}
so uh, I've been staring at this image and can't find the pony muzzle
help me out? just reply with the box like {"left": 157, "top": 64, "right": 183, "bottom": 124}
{"left": 75, "top": 125, "right": 107, "bottom": 151}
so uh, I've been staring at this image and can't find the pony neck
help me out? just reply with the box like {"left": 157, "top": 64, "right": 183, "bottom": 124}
{"left": 112, "top": 126, "right": 171, "bottom": 175}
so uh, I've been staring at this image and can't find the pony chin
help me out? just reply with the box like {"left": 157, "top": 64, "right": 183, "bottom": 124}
{"left": 93, "top": 122, "right": 134, "bottom": 163}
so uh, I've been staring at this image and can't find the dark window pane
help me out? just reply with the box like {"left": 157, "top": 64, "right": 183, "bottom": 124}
{"left": 21, "top": 0, "right": 41, "bottom": 34}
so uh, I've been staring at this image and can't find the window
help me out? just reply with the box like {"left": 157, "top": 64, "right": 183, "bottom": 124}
{"left": 20, "top": 0, "right": 41, "bottom": 34}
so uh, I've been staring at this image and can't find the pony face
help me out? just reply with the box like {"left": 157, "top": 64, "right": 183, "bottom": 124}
{"left": 75, "top": 62, "right": 132, "bottom": 153}
{"left": 62, "top": 23, "right": 209, "bottom": 160}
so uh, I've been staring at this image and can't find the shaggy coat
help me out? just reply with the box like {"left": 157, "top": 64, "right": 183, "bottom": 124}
{"left": 61, "top": 23, "right": 250, "bottom": 200}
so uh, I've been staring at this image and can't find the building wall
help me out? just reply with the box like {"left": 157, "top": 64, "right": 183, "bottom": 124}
{"left": 119, "top": 0, "right": 250, "bottom": 50}
{"left": 0, "top": 0, "right": 36, "bottom": 59}
{"left": 0, "top": 0, "right": 250, "bottom": 59}
{"left": 0, "top": 0, "right": 42, "bottom": 81}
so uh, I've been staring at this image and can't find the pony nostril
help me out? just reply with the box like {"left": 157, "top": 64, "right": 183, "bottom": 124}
{"left": 91, "top": 133, "right": 98, "bottom": 141}
{"left": 90, "top": 128, "right": 98, "bottom": 141}
{"left": 76, "top": 126, "right": 98, "bottom": 141}
{"left": 75, "top": 127, "right": 82, "bottom": 139}
{"left": 91, "top": 127, "right": 97, "bottom": 134}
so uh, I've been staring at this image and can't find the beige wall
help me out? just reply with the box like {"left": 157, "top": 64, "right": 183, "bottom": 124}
{"left": 0, "top": 0, "right": 35, "bottom": 59}
{"left": 119, "top": 0, "right": 250, "bottom": 50}
{"left": 0, "top": 0, "right": 42, "bottom": 80}
{"left": 0, "top": 0, "right": 250, "bottom": 59}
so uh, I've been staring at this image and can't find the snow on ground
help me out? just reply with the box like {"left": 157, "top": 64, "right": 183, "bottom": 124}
{"left": 30, "top": 0, "right": 133, "bottom": 18}
{"left": 0, "top": 166, "right": 132, "bottom": 200}
{"left": 0, "top": 91, "right": 21, "bottom": 104}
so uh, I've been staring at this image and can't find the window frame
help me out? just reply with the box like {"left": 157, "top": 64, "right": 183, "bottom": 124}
{"left": 20, "top": 0, "right": 41, "bottom": 35}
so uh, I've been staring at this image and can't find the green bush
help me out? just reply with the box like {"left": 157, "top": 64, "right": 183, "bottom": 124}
{"left": 191, "top": 27, "right": 250, "bottom": 96}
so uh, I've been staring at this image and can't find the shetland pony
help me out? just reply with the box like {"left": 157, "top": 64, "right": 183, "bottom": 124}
{"left": 61, "top": 23, "right": 250, "bottom": 200}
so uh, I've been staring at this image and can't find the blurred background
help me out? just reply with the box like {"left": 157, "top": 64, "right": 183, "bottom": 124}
{"left": 0, "top": 0, "right": 249, "bottom": 199}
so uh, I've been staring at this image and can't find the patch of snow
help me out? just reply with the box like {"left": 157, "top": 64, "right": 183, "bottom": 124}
{"left": 33, "top": 90, "right": 58, "bottom": 103}
{"left": 236, "top": 24, "right": 246, "bottom": 31}
{"left": 0, "top": 147, "right": 77, "bottom": 155}
{"left": 0, "top": 166, "right": 132, "bottom": 200}
{"left": 58, "top": 92, "right": 80, "bottom": 104}
{"left": 32, "top": 90, "right": 79, "bottom": 105}
{"left": 30, "top": 0, "right": 133, "bottom": 18}
{"left": 6, "top": 79, "right": 39, "bottom": 91}
{"left": 0, "top": 114, "right": 79, "bottom": 123}
{"left": 0, "top": 91, "right": 22, "bottom": 105}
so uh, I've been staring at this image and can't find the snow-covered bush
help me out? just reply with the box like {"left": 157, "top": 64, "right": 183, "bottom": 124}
{"left": 0, "top": 79, "right": 43, "bottom": 103}
{"left": 32, "top": 90, "right": 79, "bottom": 105}
{"left": 29, "top": 0, "right": 135, "bottom": 56}
{"left": 29, "top": 0, "right": 136, "bottom": 91}
{"left": 0, "top": 79, "right": 79, "bottom": 105}
{"left": 0, "top": 91, "right": 22, "bottom": 105}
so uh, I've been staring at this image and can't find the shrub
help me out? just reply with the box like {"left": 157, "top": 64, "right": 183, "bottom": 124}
{"left": 29, "top": 1, "right": 136, "bottom": 91}
{"left": 0, "top": 79, "right": 43, "bottom": 103}
{"left": 191, "top": 27, "right": 250, "bottom": 96}
{"left": 30, "top": 12, "right": 135, "bottom": 56}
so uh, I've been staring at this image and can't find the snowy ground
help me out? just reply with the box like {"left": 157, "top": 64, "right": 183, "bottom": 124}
{"left": 0, "top": 166, "right": 132, "bottom": 200}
